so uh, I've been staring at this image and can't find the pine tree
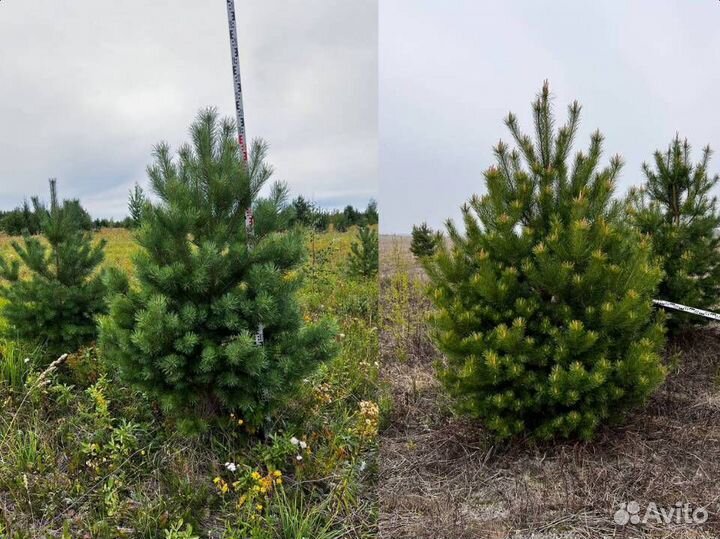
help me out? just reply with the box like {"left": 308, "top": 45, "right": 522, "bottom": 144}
{"left": 410, "top": 222, "right": 442, "bottom": 259}
{"left": 349, "top": 225, "right": 379, "bottom": 277}
{"left": 0, "top": 179, "right": 107, "bottom": 359}
{"left": 99, "top": 109, "right": 338, "bottom": 432}
{"left": 628, "top": 136, "right": 720, "bottom": 332}
{"left": 128, "top": 183, "right": 146, "bottom": 227}
{"left": 292, "top": 196, "right": 315, "bottom": 227}
{"left": 424, "top": 83, "right": 666, "bottom": 440}
{"left": 366, "top": 199, "right": 379, "bottom": 225}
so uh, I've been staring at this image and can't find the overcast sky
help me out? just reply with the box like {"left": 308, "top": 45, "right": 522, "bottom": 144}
{"left": 0, "top": 0, "right": 377, "bottom": 219}
{"left": 380, "top": 0, "right": 720, "bottom": 233}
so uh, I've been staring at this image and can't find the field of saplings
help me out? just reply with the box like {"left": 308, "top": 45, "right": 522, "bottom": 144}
{"left": 0, "top": 111, "right": 381, "bottom": 538}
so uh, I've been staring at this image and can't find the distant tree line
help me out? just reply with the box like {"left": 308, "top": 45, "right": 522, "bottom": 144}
{"left": 290, "top": 196, "right": 378, "bottom": 231}
{"left": 0, "top": 196, "right": 94, "bottom": 235}
{"left": 0, "top": 186, "right": 377, "bottom": 235}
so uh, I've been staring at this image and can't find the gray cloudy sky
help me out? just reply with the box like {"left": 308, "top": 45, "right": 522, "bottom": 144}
{"left": 380, "top": 0, "right": 720, "bottom": 233}
{"left": 0, "top": 0, "right": 377, "bottom": 219}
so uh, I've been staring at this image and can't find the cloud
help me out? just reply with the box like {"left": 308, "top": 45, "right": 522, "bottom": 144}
{"left": 380, "top": 0, "right": 720, "bottom": 233}
{"left": 0, "top": 0, "right": 377, "bottom": 218}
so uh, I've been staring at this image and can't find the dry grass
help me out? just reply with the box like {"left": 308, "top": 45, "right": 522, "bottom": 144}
{"left": 379, "top": 235, "right": 720, "bottom": 539}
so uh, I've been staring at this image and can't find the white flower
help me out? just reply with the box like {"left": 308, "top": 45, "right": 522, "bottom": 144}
{"left": 339, "top": 333, "right": 345, "bottom": 338}
{"left": 296, "top": 455, "right": 303, "bottom": 461}
{"left": 23, "top": 357, "right": 30, "bottom": 364}
{"left": 224, "top": 462, "right": 237, "bottom": 472}
{"left": 359, "top": 460, "right": 367, "bottom": 472}
{"left": 299, "top": 440, "right": 307, "bottom": 450}
{"left": 290, "top": 436, "right": 299, "bottom": 446}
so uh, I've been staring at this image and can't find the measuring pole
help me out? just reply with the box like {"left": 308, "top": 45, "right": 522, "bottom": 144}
{"left": 226, "top": 0, "right": 262, "bottom": 345}
{"left": 226, "top": 0, "right": 248, "bottom": 162}
{"left": 226, "top": 0, "right": 255, "bottom": 239}
{"left": 652, "top": 299, "right": 720, "bottom": 322}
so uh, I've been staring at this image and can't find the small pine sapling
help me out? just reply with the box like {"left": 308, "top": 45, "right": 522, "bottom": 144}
{"left": 128, "top": 183, "right": 147, "bottom": 228}
{"left": 410, "top": 222, "right": 442, "bottom": 259}
{"left": 0, "top": 179, "right": 107, "bottom": 359}
{"left": 349, "top": 225, "right": 379, "bottom": 277}
{"left": 424, "top": 83, "right": 666, "bottom": 441}
{"left": 628, "top": 136, "right": 720, "bottom": 332}
{"left": 99, "top": 109, "right": 338, "bottom": 433}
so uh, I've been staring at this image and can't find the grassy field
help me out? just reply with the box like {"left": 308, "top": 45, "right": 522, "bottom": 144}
{"left": 379, "top": 235, "right": 720, "bottom": 539}
{"left": 0, "top": 227, "right": 379, "bottom": 538}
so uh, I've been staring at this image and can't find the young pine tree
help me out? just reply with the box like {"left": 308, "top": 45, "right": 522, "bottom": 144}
{"left": 128, "top": 183, "right": 146, "bottom": 228}
{"left": 424, "top": 83, "right": 666, "bottom": 441}
{"left": 99, "top": 109, "right": 337, "bottom": 432}
{"left": 0, "top": 179, "right": 107, "bottom": 359}
{"left": 349, "top": 225, "right": 379, "bottom": 277}
{"left": 410, "top": 222, "right": 442, "bottom": 259}
{"left": 628, "top": 136, "right": 720, "bottom": 332}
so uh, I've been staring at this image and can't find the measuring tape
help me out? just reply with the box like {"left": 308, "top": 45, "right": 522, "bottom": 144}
{"left": 226, "top": 0, "right": 262, "bottom": 344}
{"left": 226, "top": 0, "right": 248, "bottom": 163}
{"left": 652, "top": 299, "right": 720, "bottom": 322}
{"left": 226, "top": 0, "right": 254, "bottom": 240}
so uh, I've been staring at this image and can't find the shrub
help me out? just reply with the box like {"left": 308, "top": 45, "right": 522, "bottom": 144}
{"left": 424, "top": 83, "right": 666, "bottom": 440}
{"left": 99, "top": 109, "right": 338, "bottom": 432}
{"left": 0, "top": 179, "right": 106, "bottom": 359}
{"left": 628, "top": 136, "right": 720, "bottom": 332}
{"left": 410, "top": 222, "right": 442, "bottom": 259}
{"left": 349, "top": 225, "right": 379, "bottom": 277}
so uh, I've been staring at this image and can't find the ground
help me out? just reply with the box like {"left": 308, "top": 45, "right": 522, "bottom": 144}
{"left": 0, "top": 227, "right": 379, "bottom": 539}
{"left": 379, "top": 234, "right": 720, "bottom": 539}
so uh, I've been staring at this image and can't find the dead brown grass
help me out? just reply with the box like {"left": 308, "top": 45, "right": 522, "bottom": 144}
{"left": 379, "top": 235, "right": 720, "bottom": 539}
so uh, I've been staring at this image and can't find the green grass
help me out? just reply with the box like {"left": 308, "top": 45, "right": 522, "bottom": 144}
{"left": 0, "top": 227, "right": 379, "bottom": 538}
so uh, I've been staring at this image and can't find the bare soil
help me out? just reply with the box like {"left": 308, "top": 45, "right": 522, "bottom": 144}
{"left": 378, "top": 235, "right": 720, "bottom": 539}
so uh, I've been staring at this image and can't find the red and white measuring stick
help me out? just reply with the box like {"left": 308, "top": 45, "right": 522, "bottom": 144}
{"left": 226, "top": 0, "right": 254, "bottom": 240}
{"left": 226, "top": 0, "right": 248, "bottom": 163}
{"left": 226, "top": 0, "right": 263, "bottom": 345}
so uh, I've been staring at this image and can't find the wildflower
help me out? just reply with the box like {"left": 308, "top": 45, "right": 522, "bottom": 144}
{"left": 275, "top": 478, "right": 283, "bottom": 485}
{"left": 225, "top": 462, "right": 237, "bottom": 472}
{"left": 237, "top": 419, "right": 244, "bottom": 426}
{"left": 299, "top": 440, "right": 307, "bottom": 450}
{"left": 290, "top": 436, "right": 299, "bottom": 446}
{"left": 213, "top": 476, "right": 229, "bottom": 494}
{"left": 272, "top": 470, "right": 282, "bottom": 478}
{"left": 357, "top": 400, "right": 380, "bottom": 438}
{"left": 296, "top": 455, "right": 303, "bottom": 461}
{"left": 256, "top": 504, "right": 263, "bottom": 512}
{"left": 251, "top": 471, "right": 261, "bottom": 481}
